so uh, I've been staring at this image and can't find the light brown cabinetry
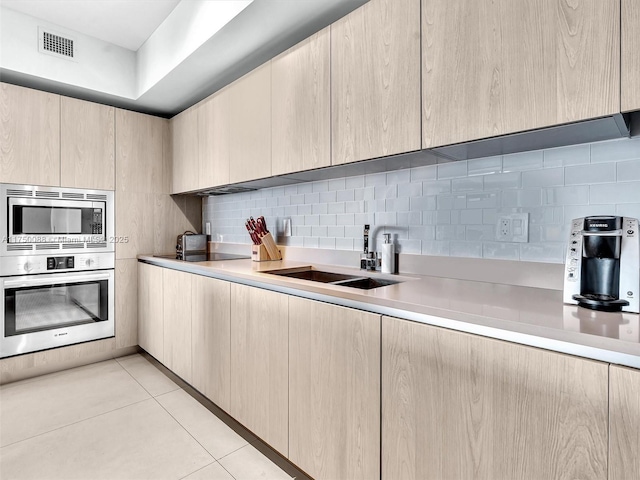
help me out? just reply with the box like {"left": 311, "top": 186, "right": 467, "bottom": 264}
{"left": 272, "top": 28, "right": 330, "bottom": 175}
{"left": 229, "top": 283, "right": 288, "bottom": 455}
{"left": 191, "top": 274, "right": 231, "bottom": 412}
{"left": 423, "top": 0, "right": 620, "bottom": 148}
{"left": 198, "top": 89, "right": 230, "bottom": 189}
{"left": 171, "top": 106, "right": 199, "bottom": 194}
{"left": 162, "top": 268, "right": 193, "bottom": 384}
{"left": 138, "top": 262, "right": 164, "bottom": 362}
{"left": 622, "top": 0, "right": 640, "bottom": 112}
{"left": 289, "top": 297, "right": 380, "bottom": 480}
{"left": 229, "top": 62, "right": 272, "bottom": 183}
{"left": 0, "top": 82, "right": 60, "bottom": 186}
{"left": 331, "top": 0, "right": 421, "bottom": 165}
{"left": 382, "top": 316, "right": 608, "bottom": 480}
{"left": 609, "top": 365, "right": 640, "bottom": 480}
{"left": 61, "top": 96, "right": 114, "bottom": 190}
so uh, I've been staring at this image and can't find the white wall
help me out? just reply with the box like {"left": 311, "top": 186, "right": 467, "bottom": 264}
{"left": 204, "top": 137, "right": 640, "bottom": 264}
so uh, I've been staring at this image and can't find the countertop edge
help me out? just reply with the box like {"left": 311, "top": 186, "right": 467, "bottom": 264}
{"left": 138, "top": 255, "right": 640, "bottom": 369}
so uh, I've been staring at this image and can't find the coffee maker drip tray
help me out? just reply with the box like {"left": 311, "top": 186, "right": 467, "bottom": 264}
{"left": 573, "top": 294, "right": 630, "bottom": 312}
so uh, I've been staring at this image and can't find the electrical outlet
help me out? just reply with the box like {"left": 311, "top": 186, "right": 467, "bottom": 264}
{"left": 496, "top": 213, "right": 529, "bottom": 243}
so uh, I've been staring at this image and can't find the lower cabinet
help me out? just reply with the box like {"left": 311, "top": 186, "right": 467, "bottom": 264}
{"left": 381, "top": 316, "right": 608, "bottom": 480}
{"left": 609, "top": 365, "right": 640, "bottom": 480}
{"left": 191, "top": 275, "right": 231, "bottom": 412}
{"left": 162, "top": 268, "right": 193, "bottom": 384}
{"left": 289, "top": 297, "right": 380, "bottom": 480}
{"left": 229, "top": 283, "right": 289, "bottom": 456}
{"left": 138, "top": 262, "right": 164, "bottom": 362}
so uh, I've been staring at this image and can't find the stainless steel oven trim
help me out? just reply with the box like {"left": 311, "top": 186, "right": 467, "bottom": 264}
{"left": 0, "top": 269, "right": 115, "bottom": 358}
{"left": 1, "top": 183, "right": 114, "bottom": 256}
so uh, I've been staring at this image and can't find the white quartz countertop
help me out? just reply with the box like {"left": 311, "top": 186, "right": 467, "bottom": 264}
{"left": 138, "top": 255, "right": 640, "bottom": 369}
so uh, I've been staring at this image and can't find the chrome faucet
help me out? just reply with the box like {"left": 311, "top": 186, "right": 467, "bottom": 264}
{"left": 360, "top": 224, "right": 380, "bottom": 271}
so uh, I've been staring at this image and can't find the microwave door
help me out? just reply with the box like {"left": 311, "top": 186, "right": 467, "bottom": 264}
{"left": 50, "top": 208, "right": 82, "bottom": 235}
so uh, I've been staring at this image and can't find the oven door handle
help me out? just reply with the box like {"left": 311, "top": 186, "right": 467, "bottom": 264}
{"left": 3, "top": 272, "right": 111, "bottom": 288}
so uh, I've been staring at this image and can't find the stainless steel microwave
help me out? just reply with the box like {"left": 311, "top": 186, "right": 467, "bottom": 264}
{"left": 1, "top": 183, "right": 114, "bottom": 256}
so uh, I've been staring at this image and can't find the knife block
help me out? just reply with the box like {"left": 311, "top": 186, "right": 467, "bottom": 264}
{"left": 251, "top": 242, "right": 281, "bottom": 262}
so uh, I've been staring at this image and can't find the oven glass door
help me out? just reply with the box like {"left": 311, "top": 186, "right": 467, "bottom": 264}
{"left": 9, "top": 198, "right": 105, "bottom": 243}
{"left": 5, "top": 280, "right": 108, "bottom": 336}
{"left": 1, "top": 271, "right": 114, "bottom": 358}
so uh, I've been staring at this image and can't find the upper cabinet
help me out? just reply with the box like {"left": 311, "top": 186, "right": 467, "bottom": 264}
{"left": 171, "top": 105, "right": 199, "bottom": 194}
{"left": 331, "top": 0, "right": 421, "bottom": 165}
{"left": 272, "top": 28, "right": 331, "bottom": 175}
{"left": 198, "top": 88, "right": 230, "bottom": 189}
{"left": 61, "top": 97, "right": 115, "bottom": 190}
{"left": 423, "top": 0, "right": 620, "bottom": 148}
{"left": 622, "top": 0, "right": 640, "bottom": 112}
{"left": 0, "top": 83, "right": 60, "bottom": 186}
{"left": 229, "top": 62, "right": 272, "bottom": 183}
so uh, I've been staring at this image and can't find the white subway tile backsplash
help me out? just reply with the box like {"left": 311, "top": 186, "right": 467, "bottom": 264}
{"left": 327, "top": 202, "right": 346, "bottom": 214}
{"left": 452, "top": 176, "right": 484, "bottom": 193}
{"left": 450, "top": 241, "right": 482, "bottom": 258}
{"left": 543, "top": 144, "right": 590, "bottom": 167}
{"left": 386, "top": 169, "right": 411, "bottom": 184}
{"left": 590, "top": 182, "right": 640, "bottom": 204}
{"left": 543, "top": 186, "right": 589, "bottom": 206}
{"left": 345, "top": 176, "right": 364, "bottom": 189}
{"left": 617, "top": 159, "right": 640, "bottom": 182}
{"left": 483, "top": 242, "right": 520, "bottom": 260}
{"left": 204, "top": 137, "right": 640, "bottom": 264}
{"left": 484, "top": 172, "right": 521, "bottom": 190}
{"left": 591, "top": 137, "right": 640, "bottom": 163}
{"left": 565, "top": 163, "right": 616, "bottom": 185}
{"left": 375, "top": 185, "right": 397, "bottom": 200}
{"left": 467, "top": 156, "right": 502, "bottom": 176}
{"left": 503, "top": 150, "right": 544, "bottom": 172}
{"left": 422, "top": 179, "right": 451, "bottom": 195}
{"left": 386, "top": 197, "right": 410, "bottom": 212}
{"left": 410, "top": 165, "right": 437, "bottom": 182}
{"left": 437, "top": 161, "right": 467, "bottom": 179}
{"left": 328, "top": 178, "right": 346, "bottom": 191}
{"left": 522, "top": 167, "right": 564, "bottom": 188}
{"left": 422, "top": 240, "right": 450, "bottom": 256}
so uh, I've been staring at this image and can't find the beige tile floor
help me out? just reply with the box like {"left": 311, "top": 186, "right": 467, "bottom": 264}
{"left": 0, "top": 354, "right": 294, "bottom": 480}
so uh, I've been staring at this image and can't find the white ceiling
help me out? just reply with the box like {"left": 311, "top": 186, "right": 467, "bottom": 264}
{"left": 1, "top": 0, "right": 181, "bottom": 51}
{"left": 0, "top": 0, "right": 368, "bottom": 117}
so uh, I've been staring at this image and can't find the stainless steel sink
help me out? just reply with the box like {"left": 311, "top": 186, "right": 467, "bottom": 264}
{"left": 264, "top": 267, "right": 402, "bottom": 290}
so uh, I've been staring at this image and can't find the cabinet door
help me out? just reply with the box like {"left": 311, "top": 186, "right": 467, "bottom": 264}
{"left": 289, "top": 297, "right": 380, "bottom": 480}
{"left": 61, "top": 96, "right": 114, "bottom": 190}
{"left": 229, "top": 62, "right": 272, "bottom": 183}
{"left": 138, "top": 262, "right": 164, "bottom": 362}
{"left": 331, "top": 0, "right": 421, "bottom": 165}
{"left": 198, "top": 89, "right": 230, "bottom": 188}
{"left": 230, "top": 283, "right": 287, "bottom": 455}
{"left": 115, "top": 259, "right": 137, "bottom": 349}
{"left": 272, "top": 28, "right": 330, "bottom": 175}
{"left": 0, "top": 82, "right": 60, "bottom": 186}
{"left": 382, "top": 316, "right": 608, "bottom": 480}
{"left": 162, "top": 268, "right": 192, "bottom": 383}
{"left": 423, "top": 0, "right": 620, "bottom": 148}
{"left": 610, "top": 365, "right": 640, "bottom": 480}
{"left": 622, "top": 0, "right": 640, "bottom": 112}
{"left": 192, "top": 274, "right": 231, "bottom": 412}
{"left": 171, "top": 106, "right": 199, "bottom": 193}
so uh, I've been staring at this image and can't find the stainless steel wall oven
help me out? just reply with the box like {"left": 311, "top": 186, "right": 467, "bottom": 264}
{"left": 1, "top": 183, "right": 115, "bottom": 358}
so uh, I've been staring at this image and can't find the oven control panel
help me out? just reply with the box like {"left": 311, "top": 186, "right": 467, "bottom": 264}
{"left": 0, "top": 253, "right": 115, "bottom": 275}
{"left": 47, "top": 256, "right": 75, "bottom": 270}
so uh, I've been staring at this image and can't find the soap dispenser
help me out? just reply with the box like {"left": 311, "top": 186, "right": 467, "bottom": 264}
{"left": 381, "top": 233, "right": 395, "bottom": 274}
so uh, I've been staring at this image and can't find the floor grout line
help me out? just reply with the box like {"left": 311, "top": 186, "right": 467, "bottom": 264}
{"left": 0, "top": 397, "right": 151, "bottom": 450}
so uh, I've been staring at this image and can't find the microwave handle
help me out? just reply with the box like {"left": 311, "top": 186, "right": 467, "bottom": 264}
{"left": 3, "top": 272, "right": 111, "bottom": 288}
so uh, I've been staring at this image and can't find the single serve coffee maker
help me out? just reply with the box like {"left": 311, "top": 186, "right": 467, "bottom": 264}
{"left": 564, "top": 216, "right": 639, "bottom": 313}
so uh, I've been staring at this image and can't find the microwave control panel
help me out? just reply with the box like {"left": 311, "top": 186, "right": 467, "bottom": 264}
{"left": 91, "top": 209, "right": 103, "bottom": 235}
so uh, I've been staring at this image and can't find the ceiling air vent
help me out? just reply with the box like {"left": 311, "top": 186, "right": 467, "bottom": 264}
{"left": 38, "top": 27, "right": 76, "bottom": 61}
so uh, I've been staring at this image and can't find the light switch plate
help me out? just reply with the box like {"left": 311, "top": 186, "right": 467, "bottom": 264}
{"left": 496, "top": 213, "right": 529, "bottom": 243}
